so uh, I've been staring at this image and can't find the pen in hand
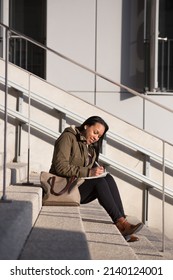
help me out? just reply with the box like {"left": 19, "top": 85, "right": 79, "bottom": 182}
{"left": 95, "top": 161, "right": 107, "bottom": 173}
{"left": 89, "top": 162, "right": 107, "bottom": 177}
{"left": 95, "top": 161, "right": 105, "bottom": 173}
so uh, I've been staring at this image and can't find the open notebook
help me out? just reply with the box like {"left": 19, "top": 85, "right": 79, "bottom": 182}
{"left": 82, "top": 171, "right": 109, "bottom": 179}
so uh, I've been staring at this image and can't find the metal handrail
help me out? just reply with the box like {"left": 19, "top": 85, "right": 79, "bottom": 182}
{"left": 0, "top": 104, "right": 58, "bottom": 138}
{"left": 0, "top": 103, "right": 173, "bottom": 199}
{"left": 1, "top": 72, "right": 173, "bottom": 170}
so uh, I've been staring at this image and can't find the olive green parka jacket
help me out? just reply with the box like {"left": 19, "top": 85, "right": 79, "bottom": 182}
{"left": 49, "top": 126, "right": 96, "bottom": 178}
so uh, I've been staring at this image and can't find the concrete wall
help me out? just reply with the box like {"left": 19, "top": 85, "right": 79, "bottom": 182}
{"left": 46, "top": 0, "right": 145, "bottom": 129}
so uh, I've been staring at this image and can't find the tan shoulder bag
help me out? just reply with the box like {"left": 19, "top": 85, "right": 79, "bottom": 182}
{"left": 40, "top": 171, "right": 84, "bottom": 206}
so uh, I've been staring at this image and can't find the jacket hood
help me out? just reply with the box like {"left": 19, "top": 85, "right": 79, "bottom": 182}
{"left": 63, "top": 125, "right": 87, "bottom": 143}
{"left": 63, "top": 125, "right": 77, "bottom": 135}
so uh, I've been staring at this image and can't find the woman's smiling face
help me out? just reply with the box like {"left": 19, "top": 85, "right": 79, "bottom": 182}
{"left": 84, "top": 122, "right": 105, "bottom": 145}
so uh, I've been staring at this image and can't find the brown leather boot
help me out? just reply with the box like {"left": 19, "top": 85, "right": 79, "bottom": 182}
{"left": 125, "top": 235, "right": 139, "bottom": 242}
{"left": 115, "top": 217, "right": 143, "bottom": 237}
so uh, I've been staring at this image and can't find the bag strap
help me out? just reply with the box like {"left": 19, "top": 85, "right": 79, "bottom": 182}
{"left": 48, "top": 176, "right": 77, "bottom": 196}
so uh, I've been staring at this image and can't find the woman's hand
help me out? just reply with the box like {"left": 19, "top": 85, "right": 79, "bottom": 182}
{"left": 89, "top": 166, "right": 105, "bottom": 177}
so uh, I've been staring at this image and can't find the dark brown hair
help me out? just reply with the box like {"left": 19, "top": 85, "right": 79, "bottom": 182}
{"left": 78, "top": 116, "right": 109, "bottom": 160}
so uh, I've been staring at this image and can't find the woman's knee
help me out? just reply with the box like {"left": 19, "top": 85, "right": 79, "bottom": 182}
{"left": 105, "top": 173, "right": 117, "bottom": 186}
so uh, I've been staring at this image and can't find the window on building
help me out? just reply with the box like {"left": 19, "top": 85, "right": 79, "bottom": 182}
{"left": 145, "top": 0, "right": 173, "bottom": 92}
{"left": 9, "top": 0, "right": 46, "bottom": 78}
{"left": 158, "top": 0, "right": 173, "bottom": 91}
{"left": 0, "top": 0, "right": 3, "bottom": 58}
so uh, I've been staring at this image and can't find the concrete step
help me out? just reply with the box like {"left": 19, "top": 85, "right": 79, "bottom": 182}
{"left": 0, "top": 185, "right": 42, "bottom": 260}
{"left": 0, "top": 162, "right": 27, "bottom": 191}
{"left": 1, "top": 171, "right": 173, "bottom": 260}
{"left": 19, "top": 173, "right": 138, "bottom": 260}
{"left": 19, "top": 204, "right": 138, "bottom": 260}
{"left": 0, "top": 166, "right": 42, "bottom": 260}
{"left": 80, "top": 201, "right": 173, "bottom": 260}
{"left": 20, "top": 197, "right": 173, "bottom": 260}
{"left": 6, "top": 162, "right": 28, "bottom": 184}
{"left": 19, "top": 206, "right": 90, "bottom": 260}
{"left": 125, "top": 215, "right": 173, "bottom": 260}
{"left": 80, "top": 202, "right": 138, "bottom": 259}
{"left": 148, "top": 227, "right": 173, "bottom": 259}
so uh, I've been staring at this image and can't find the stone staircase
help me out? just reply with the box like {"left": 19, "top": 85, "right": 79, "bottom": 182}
{"left": 0, "top": 165, "right": 173, "bottom": 260}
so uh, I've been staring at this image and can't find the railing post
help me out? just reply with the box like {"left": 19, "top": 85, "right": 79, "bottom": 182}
{"left": 158, "top": 37, "right": 167, "bottom": 91}
{"left": 102, "top": 136, "right": 107, "bottom": 155}
{"left": 22, "top": 74, "right": 33, "bottom": 186}
{"left": 161, "top": 40, "right": 165, "bottom": 91}
{"left": 94, "top": 0, "right": 98, "bottom": 105}
{"left": 143, "top": 155, "right": 150, "bottom": 225}
{"left": 161, "top": 140, "right": 165, "bottom": 252}
{"left": 59, "top": 112, "right": 66, "bottom": 133}
{"left": 0, "top": 27, "right": 11, "bottom": 203}
{"left": 14, "top": 91, "right": 23, "bottom": 162}
{"left": 167, "top": 39, "right": 170, "bottom": 91}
